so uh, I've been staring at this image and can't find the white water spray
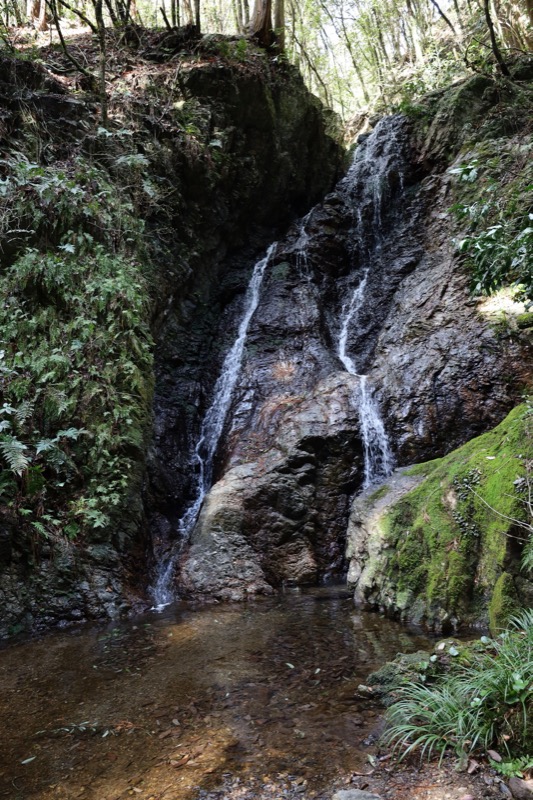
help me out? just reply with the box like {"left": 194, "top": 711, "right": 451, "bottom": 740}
{"left": 337, "top": 270, "right": 394, "bottom": 489}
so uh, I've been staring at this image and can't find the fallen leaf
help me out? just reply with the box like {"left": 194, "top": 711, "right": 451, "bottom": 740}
{"left": 170, "top": 755, "right": 190, "bottom": 769}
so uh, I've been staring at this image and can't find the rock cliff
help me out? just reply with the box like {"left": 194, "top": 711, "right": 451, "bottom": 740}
{"left": 172, "top": 81, "right": 532, "bottom": 612}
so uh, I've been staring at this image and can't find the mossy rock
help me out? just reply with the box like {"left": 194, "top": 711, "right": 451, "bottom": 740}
{"left": 516, "top": 312, "right": 533, "bottom": 330}
{"left": 378, "top": 405, "right": 532, "bottom": 627}
{"left": 366, "top": 650, "right": 432, "bottom": 706}
{"left": 488, "top": 572, "right": 520, "bottom": 634}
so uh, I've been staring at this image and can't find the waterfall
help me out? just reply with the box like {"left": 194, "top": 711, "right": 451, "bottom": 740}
{"left": 151, "top": 244, "right": 276, "bottom": 607}
{"left": 336, "top": 117, "right": 406, "bottom": 488}
{"left": 337, "top": 269, "right": 394, "bottom": 489}
{"left": 338, "top": 269, "right": 369, "bottom": 375}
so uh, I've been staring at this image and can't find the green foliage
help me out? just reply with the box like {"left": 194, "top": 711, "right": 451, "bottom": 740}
{"left": 489, "top": 572, "right": 520, "bottom": 634}
{"left": 0, "top": 154, "right": 154, "bottom": 544}
{"left": 384, "top": 612, "right": 533, "bottom": 761}
{"left": 450, "top": 141, "right": 533, "bottom": 300}
{"left": 491, "top": 755, "right": 533, "bottom": 779}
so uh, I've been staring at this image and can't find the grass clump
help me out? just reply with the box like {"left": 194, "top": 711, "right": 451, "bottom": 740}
{"left": 384, "top": 611, "right": 533, "bottom": 763}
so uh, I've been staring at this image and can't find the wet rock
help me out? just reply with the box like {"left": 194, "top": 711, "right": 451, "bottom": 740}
{"left": 369, "top": 236, "right": 530, "bottom": 463}
{"left": 508, "top": 778, "right": 533, "bottom": 800}
{"left": 173, "top": 115, "right": 529, "bottom": 609}
{"left": 179, "top": 373, "right": 363, "bottom": 596}
{"left": 346, "top": 468, "right": 424, "bottom": 608}
{"left": 364, "top": 650, "right": 431, "bottom": 705}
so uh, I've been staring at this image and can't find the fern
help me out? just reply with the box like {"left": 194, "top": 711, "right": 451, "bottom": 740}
{"left": 0, "top": 436, "right": 29, "bottom": 474}
{"left": 31, "top": 521, "right": 50, "bottom": 539}
{"left": 56, "top": 427, "right": 87, "bottom": 440}
{"left": 14, "top": 399, "right": 34, "bottom": 425}
{"left": 35, "top": 438, "right": 56, "bottom": 455}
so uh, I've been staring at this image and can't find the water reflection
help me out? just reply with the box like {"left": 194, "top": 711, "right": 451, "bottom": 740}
{"left": 0, "top": 589, "right": 433, "bottom": 800}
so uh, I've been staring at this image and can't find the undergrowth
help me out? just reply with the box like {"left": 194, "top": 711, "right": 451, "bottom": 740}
{"left": 384, "top": 611, "right": 533, "bottom": 765}
{"left": 0, "top": 153, "right": 155, "bottom": 544}
{"left": 450, "top": 133, "right": 533, "bottom": 301}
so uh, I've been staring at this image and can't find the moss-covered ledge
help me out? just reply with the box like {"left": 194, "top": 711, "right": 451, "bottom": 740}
{"left": 346, "top": 404, "right": 533, "bottom": 632}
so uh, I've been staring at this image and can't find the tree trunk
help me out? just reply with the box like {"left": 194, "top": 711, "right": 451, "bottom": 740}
{"left": 182, "top": 0, "right": 193, "bottom": 25}
{"left": 28, "top": 0, "right": 50, "bottom": 29}
{"left": 93, "top": 0, "right": 108, "bottom": 126}
{"left": 250, "top": 0, "right": 273, "bottom": 46}
{"left": 232, "top": 0, "right": 243, "bottom": 32}
{"left": 484, "top": 0, "right": 510, "bottom": 76}
{"left": 171, "top": 0, "right": 179, "bottom": 27}
{"left": 274, "top": 0, "right": 284, "bottom": 49}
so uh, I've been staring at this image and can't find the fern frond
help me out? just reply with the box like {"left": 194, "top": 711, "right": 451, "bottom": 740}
{"left": 0, "top": 435, "right": 29, "bottom": 474}
{"left": 35, "top": 438, "right": 56, "bottom": 455}
{"left": 56, "top": 427, "right": 87, "bottom": 440}
{"left": 15, "top": 399, "right": 34, "bottom": 425}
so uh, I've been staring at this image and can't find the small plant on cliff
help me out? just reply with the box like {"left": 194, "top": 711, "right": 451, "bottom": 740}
{"left": 450, "top": 142, "right": 533, "bottom": 301}
{"left": 384, "top": 612, "right": 533, "bottom": 762}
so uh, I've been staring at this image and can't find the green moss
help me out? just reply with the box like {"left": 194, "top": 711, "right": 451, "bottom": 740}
{"left": 382, "top": 406, "right": 532, "bottom": 624}
{"left": 368, "top": 483, "right": 391, "bottom": 502}
{"left": 366, "top": 650, "right": 432, "bottom": 706}
{"left": 489, "top": 572, "right": 520, "bottom": 634}
{"left": 516, "top": 313, "right": 533, "bottom": 330}
{"left": 271, "top": 261, "right": 290, "bottom": 281}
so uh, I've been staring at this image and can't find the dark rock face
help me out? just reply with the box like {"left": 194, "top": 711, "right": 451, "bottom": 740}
{"left": 168, "top": 115, "right": 531, "bottom": 602}
{"left": 148, "top": 63, "right": 343, "bottom": 580}
{"left": 369, "top": 171, "right": 531, "bottom": 464}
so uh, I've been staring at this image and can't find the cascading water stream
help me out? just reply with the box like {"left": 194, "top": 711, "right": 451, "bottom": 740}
{"left": 337, "top": 269, "right": 394, "bottom": 489}
{"left": 336, "top": 117, "right": 407, "bottom": 488}
{"left": 151, "top": 243, "right": 276, "bottom": 607}
{"left": 152, "top": 115, "right": 410, "bottom": 602}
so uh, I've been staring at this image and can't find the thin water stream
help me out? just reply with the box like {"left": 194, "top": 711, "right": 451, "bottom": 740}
{"left": 0, "top": 591, "right": 432, "bottom": 800}
{"left": 152, "top": 245, "right": 277, "bottom": 606}
{"left": 336, "top": 116, "right": 406, "bottom": 488}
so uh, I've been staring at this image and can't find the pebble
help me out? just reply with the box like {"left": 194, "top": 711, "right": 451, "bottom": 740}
{"left": 332, "top": 790, "right": 382, "bottom": 800}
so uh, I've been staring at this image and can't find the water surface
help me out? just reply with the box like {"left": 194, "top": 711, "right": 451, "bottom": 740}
{"left": 0, "top": 589, "right": 432, "bottom": 800}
